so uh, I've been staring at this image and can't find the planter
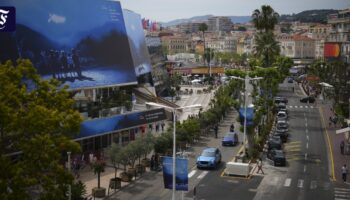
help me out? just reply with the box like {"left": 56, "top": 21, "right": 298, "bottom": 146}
{"left": 92, "top": 187, "right": 106, "bottom": 198}
{"left": 128, "top": 168, "right": 137, "bottom": 178}
{"left": 141, "top": 158, "right": 150, "bottom": 167}
{"left": 136, "top": 164, "right": 145, "bottom": 174}
{"left": 109, "top": 177, "right": 121, "bottom": 189}
{"left": 120, "top": 172, "right": 132, "bottom": 182}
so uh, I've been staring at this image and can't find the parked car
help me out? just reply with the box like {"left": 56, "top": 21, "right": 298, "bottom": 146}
{"left": 267, "top": 137, "right": 282, "bottom": 150}
{"left": 267, "top": 149, "right": 286, "bottom": 166}
{"left": 300, "top": 96, "right": 315, "bottom": 103}
{"left": 196, "top": 147, "right": 221, "bottom": 169}
{"left": 274, "top": 131, "right": 288, "bottom": 143}
{"left": 277, "top": 120, "right": 288, "bottom": 129}
{"left": 222, "top": 132, "right": 239, "bottom": 146}
{"left": 287, "top": 77, "right": 294, "bottom": 83}
{"left": 274, "top": 96, "right": 288, "bottom": 104}
{"left": 277, "top": 111, "right": 288, "bottom": 121}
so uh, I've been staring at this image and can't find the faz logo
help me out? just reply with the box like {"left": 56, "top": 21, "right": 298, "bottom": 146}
{"left": 0, "top": 7, "right": 15, "bottom": 32}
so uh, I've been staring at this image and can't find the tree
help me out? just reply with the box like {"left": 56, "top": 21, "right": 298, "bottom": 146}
{"left": 93, "top": 160, "right": 106, "bottom": 189}
{"left": 199, "top": 23, "right": 208, "bottom": 50}
{"left": 252, "top": 5, "right": 279, "bottom": 33}
{"left": 0, "top": 59, "right": 82, "bottom": 200}
{"left": 254, "top": 31, "right": 280, "bottom": 68}
{"left": 108, "top": 143, "right": 121, "bottom": 180}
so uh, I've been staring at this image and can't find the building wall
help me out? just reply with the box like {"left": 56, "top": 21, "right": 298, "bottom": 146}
{"left": 208, "top": 16, "right": 233, "bottom": 32}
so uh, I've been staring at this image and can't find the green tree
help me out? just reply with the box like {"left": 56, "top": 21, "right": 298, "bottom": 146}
{"left": 252, "top": 5, "right": 279, "bottom": 33}
{"left": 0, "top": 59, "right": 82, "bottom": 200}
{"left": 108, "top": 143, "right": 121, "bottom": 180}
{"left": 254, "top": 31, "right": 280, "bottom": 68}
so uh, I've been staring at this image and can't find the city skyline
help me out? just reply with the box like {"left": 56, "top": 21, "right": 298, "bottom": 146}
{"left": 118, "top": 0, "right": 350, "bottom": 22}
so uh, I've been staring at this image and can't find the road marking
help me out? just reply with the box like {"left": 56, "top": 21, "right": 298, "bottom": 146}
{"left": 307, "top": 135, "right": 309, "bottom": 141}
{"left": 304, "top": 165, "right": 307, "bottom": 172}
{"left": 284, "top": 178, "right": 292, "bottom": 187}
{"left": 305, "top": 106, "right": 308, "bottom": 109}
{"left": 306, "top": 129, "right": 308, "bottom": 134}
{"left": 335, "top": 194, "right": 350, "bottom": 198}
{"left": 305, "top": 153, "right": 308, "bottom": 160}
{"left": 306, "top": 142, "right": 309, "bottom": 149}
{"left": 335, "top": 191, "right": 350, "bottom": 194}
{"left": 318, "top": 107, "right": 336, "bottom": 181}
{"left": 310, "top": 106, "right": 314, "bottom": 109}
{"left": 289, "top": 106, "right": 293, "bottom": 108}
{"left": 300, "top": 106, "right": 303, "bottom": 108}
{"left": 310, "top": 180, "right": 317, "bottom": 189}
{"left": 197, "top": 171, "right": 208, "bottom": 179}
{"left": 295, "top": 106, "right": 298, "bottom": 108}
{"left": 297, "top": 179, "right": 304, "bottom": 188}
{"left": 248, "top": 188, "right": 258, "bottom": 192}
{"left": 305, "top": 122, "right": 308, "bottom": 127}
{"left": 335, "top": 188, "right": 350, "bottom": 191}
{"left": 188, "top": 170, "right": 196, "bottom": 178}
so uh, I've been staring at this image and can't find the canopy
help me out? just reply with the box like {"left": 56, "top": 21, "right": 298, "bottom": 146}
{"left": 319, "top": 82, "right": 334, "bottom": 88}
{"left": 191, "top": 79, "right": 201, "bottom": 83}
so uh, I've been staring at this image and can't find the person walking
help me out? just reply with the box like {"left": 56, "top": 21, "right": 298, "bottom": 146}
{"left": 257, "top": 158, "right": 264, "bottom": 174}
{"left": 230, "top": 123, "right": 235, "bottom": 132}
{"left": 342, "top": 164, "right": 348, "bottom": 183}
{"left": 150, "top": 155, "right": 155, "bottom": 171}
{"left": 341, "top": 141, "right": 345, "bottom": 155}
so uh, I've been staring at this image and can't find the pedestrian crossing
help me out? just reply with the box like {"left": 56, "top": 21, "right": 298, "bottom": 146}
{"left": 287, "top": 105, "right": 315, "bottom": 109}
{"left": 188, "top": 170, "right": 209, "bottom": 180}
{"left": 263, "top": 176, "right": 332, "bottom": 190}
{"left": 335, "top": 187, "right": 350, "bottom": 200}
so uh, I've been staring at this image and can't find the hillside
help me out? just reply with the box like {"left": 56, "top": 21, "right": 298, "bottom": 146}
{"left": 279, "top": 9, "right": 338, "bottom": 23}
{"left": 161, "top": 15, "right": 251, "bottom": 27}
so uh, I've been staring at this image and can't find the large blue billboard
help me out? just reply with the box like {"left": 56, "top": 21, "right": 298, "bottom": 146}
{"left": 0, "top": 0, "right": 137, "bottom": 89}
{"left": 123, "top": 9, "right": 154, "bottom": 86}
{"left": 162, "top": 156, "right": 188, "bottom": 191}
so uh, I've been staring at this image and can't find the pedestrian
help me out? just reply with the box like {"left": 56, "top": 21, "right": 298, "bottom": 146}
{"left": 155, "top": 123, "right": 159, "bottom": 132}
{"left": 230, "top": 123, "right": 235, "bottom": 132}
{"left": 214, "top": 124, "right": 218, "bottom": 138}
{"left": 155, "top": 153, "right": 159, "bottom": 171}
{"left": 161, "top": 122, "right": 165, "bottom": 131}
{"left": 149, "top": 123, "right": 153, "bottom": 131}
{"left": 150, "top": 155, "right": 155, "bottom": 171}
{"left": 341, "top": 141, "right": 345, "bottom": 155}
{"left": 257, "top": 158, "right": 264, "bottom": 174}
{"left": 342, "top": 164, "right": 348, "bottom": 183}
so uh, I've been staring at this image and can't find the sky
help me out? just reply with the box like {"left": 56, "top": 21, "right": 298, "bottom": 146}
{"left": 117, "top": 0, "right": 350, "bottom": 22}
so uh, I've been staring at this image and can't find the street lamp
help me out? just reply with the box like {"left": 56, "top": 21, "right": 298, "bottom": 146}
{"left": 145, "top": 102, "right": 202, "bottom": 200}
{"left": 67, "top": 151, "right": 71, "bottom": 200}
{"left": 229, "top": 75, "right": 262, "bottom": 157}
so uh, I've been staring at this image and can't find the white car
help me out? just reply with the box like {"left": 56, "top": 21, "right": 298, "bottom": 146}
{"left": 277, "top": 111, "right": 288, "bottom": 121}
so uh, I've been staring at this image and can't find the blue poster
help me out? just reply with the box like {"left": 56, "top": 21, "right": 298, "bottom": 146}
{"left": 162, "top": 156, "right": 188, "bottom": 191}
{"left": 239, "top": 107, "right": 254, "bottom": 126}
{"left": 0, "top": 0, "right": 137, "bottom": 90}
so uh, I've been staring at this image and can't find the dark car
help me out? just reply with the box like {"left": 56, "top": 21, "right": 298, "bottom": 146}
{"left": 300, "top": 96, "right": 315, "bottom": 103}
{"left": 267, "top": 149, "right": 286, "bottom": 166}
{"left": 274, "top": 97, "right": 288, "bottom": 104}
{"left": 222, "top": 132, "right": 239, "bottom": 146}
{"left": 277, "top": 120, "right": 288, "bottom": 129}
{"left": 267, "top": 137, "right": 282, "bottom": 150}
{"left": 196, "top": 147, "right": 221, "bottom": 169}
{"left": 274, "top": 131, "right": 288, "bottom": 143}
{"left": 287, "top": 77, "right": 294, "bottom": 83}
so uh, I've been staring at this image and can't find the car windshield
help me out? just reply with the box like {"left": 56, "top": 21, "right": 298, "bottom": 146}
{"left": 224, "top": 134, "right": 234, "bottom": 138}
{"left": 201, "top": 151, "right": 215, "bottom": 157}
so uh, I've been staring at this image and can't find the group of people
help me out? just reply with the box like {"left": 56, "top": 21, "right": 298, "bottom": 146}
{"left": 39, "top": 48, "right": 82, "bottom": 79}
{"left": 148, "top": 122, "right": 165, "bottom": 132}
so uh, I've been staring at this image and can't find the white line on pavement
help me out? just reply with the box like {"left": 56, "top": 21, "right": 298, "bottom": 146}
{"left": 335, "top": 194, "right": 350, "bottom": 198}
{"left": 197, "top": 171, "right": 208, "bottom": 179}
{"left": 305, "top": 106, "right": 308, "bottom": 109}
{"left": 297, "top": 179, "right": 304, "bottom": 188}
{"left": 295, "top": 106, "right": 298, "bottom": 108}
{"left": 188, "top": 170, "right": 197, "bottom": 178}
{"left": 305, "top": 153, "right": 308, "bottom": 160}
{"left": 307, "top": 135, "right": 309, "bottom": 141}
{"left": 284, "top": 178, "right": 292, "bottom": 187}
{"left": 306, "top": 142, "right": 309, "bottom": 149}
{"left": 335, "top": 188, "right": 350, "bottom": 191}
{"left": 304, "top": 165, "right": 307, "bottom": 173}
{"left": 310, "top": 180, "right": 317, "bottom": 189}
{"left": 305, "top": 123, "right": 308, "bottom": 127}
{"left": 310, "top": 106, "right": 314, "bottom": 109}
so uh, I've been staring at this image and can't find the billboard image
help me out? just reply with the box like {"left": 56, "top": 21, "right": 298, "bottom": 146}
{"left": 324, "top": 43, "right": 341, "bottom": 58}
{"left": 0, "top": 0, "right": 137, "bottom": 89}
{"left": 123, "top": 9, "right": 154, "bottom": 86}
{"left": 162, "top": 156, "right": 188, "bottom": 191}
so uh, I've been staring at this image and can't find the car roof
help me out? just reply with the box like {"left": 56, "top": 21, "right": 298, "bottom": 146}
{"left": 277, "top": 111, "right": 287, "bottom": 114}
{"left": 203, "top": 147, "right": 217, "bottom": 152}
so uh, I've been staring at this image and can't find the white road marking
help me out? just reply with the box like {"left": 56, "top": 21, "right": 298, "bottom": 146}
{"left": 295, "top": 106, "right": 298, "bottom": 108}
{"left": 310, "top": 180, "right": 317, "bottom": 189}
{"left": 306, "top": 129, "right": 308, "bottom": 133}
{"left": 284, "top": 178, "right": 292, "bottom": 187}
{"left": 306, "top": 142, "right": 309, "bottom": 149}
{"left": 197, "top": 171, "right": 208, "bottom": 179}
{"left": 289, "top": 106, "right": 293, "bottom": 108}
{"left": 307, "top": 135, "right": 309, "bottom": 141}
{"left": 188, "top": 170, "right": 196, "bottom": 178}
{"left": 305, "top": 153, "right": 308, "bottom": 160}
{"left": 335, "top": 188, "right": 350, "bottom": 191}
{"left": 299, "top": 106, "right": 303, "bottom": 108}
{"left": 305, "top": 106, "right": 308, "bottom": 109}
{"left": 335, "top": 194, "right": 350, "bottom": 198}
{"left": 334, "top": 198, "right": 350, "bottom": 200}
{"left": 305, "top": 123, "right": 308, "bottom": 127}
{"left": 297, "top": 179, "right": 304, "bottom": 188}
{"left": 310, "top": 106, "right": 314, "bottom": 109}
{"left": 335, "top": 191, "right": 350, "bottom": 194}
{"left": 304, "top": 165, "right": 307, "bottom": 172}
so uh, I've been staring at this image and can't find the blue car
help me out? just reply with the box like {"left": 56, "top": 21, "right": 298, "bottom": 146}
{"left": 222, "top": 132, "right": 239, "bottom": 146}
{"left": 196, "top": 147, "right": 221, "bottom": 169}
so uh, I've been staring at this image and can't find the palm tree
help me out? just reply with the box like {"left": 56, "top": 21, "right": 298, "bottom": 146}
{"left": 199, "top": 23, "right": 208, "bottom": 54}
{"left": 254, "top": 32, "right": 280, "bottom": 68}
{"left": 252, "top": 5, "right": 279, "bottom": 32}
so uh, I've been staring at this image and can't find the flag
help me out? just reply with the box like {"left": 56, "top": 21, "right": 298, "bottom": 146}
{"left": 162, "top": 156, "right": 188, "bottom": 191}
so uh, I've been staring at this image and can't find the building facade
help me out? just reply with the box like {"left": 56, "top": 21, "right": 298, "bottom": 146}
{"left": 278, "top": 34, "right": 315, "bottom": 59}
{"left": 208, "top": 16, "right": 233, "bottom": 32}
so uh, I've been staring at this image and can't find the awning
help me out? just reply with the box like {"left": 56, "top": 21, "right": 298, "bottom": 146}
{"left": 319, "top": 82, "right": 334, "bottom": 88}
{"left": 336, "top": 127, "right": 350, "bottom": 135}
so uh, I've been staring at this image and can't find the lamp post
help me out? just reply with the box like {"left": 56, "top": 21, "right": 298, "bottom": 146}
{"left": 67, "top": 151, "right": 71, "bottom": 200}
{"left": 145, "top": 102, "right": 202, "bottom": 200}
{"left": 230, "top": 75, "right": 262, "bottom": 156}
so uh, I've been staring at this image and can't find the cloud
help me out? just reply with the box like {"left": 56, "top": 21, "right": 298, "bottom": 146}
{"left": 48, "top": 13, "right": 66, "bottom": 24}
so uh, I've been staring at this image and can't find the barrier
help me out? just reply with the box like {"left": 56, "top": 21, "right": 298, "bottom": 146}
{"left": 224, "top": 162, "right": 251, "bottom": 177}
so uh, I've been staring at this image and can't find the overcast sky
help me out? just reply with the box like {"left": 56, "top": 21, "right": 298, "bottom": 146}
{"left": 117, "top": 0, "right": 350, "bottom": 22}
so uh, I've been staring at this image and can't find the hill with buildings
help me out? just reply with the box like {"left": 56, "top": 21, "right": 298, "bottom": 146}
{"left": 161, "top": 15, "right": 251, "bottom": 27}
{"left": 279, "top": 9, "right": 338, "bottom": 23}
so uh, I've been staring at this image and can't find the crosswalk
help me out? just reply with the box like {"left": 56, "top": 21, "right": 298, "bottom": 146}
{"left": 188, "top": 170, "right": 209, "bottom": 180}
{"left": 335, "top": 187, "right": 350, "bottom": 200}
{"left": 287, "top": 105, "right": 316, "bottom": 109}
{"left": 266, "top": 176, "right": 331, "bottom": 190}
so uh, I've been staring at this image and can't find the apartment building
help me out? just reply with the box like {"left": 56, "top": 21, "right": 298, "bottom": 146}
{"left": 208, "top": 16, "right": 233, "bottom": 32}
{"left": 161, "top": 35, "right": 191, "bottom": 55}
{"left": 278, "top": 34, "right": 315, "bottom": 59}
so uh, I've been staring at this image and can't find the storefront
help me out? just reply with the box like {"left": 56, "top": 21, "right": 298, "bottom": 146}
{"left": 75, "top": 108, "right": 167, "bottom": 153}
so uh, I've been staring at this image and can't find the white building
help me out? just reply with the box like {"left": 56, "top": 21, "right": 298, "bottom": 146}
{"left": 278, "top": 34, "right": 315, "bottom": 59}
